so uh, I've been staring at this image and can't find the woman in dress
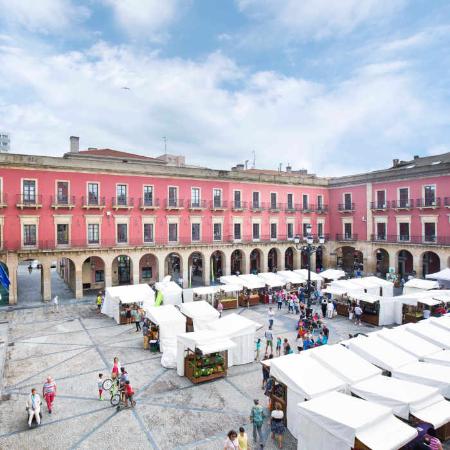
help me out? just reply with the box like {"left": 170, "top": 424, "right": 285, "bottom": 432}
{"left": 271, "top": 402, "right": 285, "bottom": 449}
{"left": 223, "top": 429, "right": 241, "bottom": 450}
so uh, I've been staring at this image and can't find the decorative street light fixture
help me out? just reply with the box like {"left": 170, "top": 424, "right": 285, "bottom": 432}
{"left": 294, "top": 224, "right": 325, "bottom": 308}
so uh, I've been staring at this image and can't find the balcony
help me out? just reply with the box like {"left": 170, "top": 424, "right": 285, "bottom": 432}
{"left": 189, "top": 199, "right": 207, "bottom": 210}
{"left": 51, "top": 195, "right": 75, "bottom": 209}
{"left": 0, "top": 193, "right": 7, "bottom": 208}
{"left": 445, "top": 197, "right": 450, "bottom": 208}
{"left": 336, "top": 233, "right": 358, "bottom": 242}
{"left": 285, "top": 203, "right": 296, "bottom": 213}
{"left": 370, "top": 201, "right": 389, "bottom": 211}
{"left": 338, "top": 203, "right": 355, "bottom": 213}
{"left": 370, "top": 234, "right": 450, "bottom": 246}
{"left": 250, "top": 202, "right": 264, "bottom": 212}
{"left": 139, "top": 197, "right": 160, "bottom": 210}
{"left": 316, "top": 205, "right": 328, "bottom": 214}
{"left": 391, "top": 199, "right": 414, "bottom": 210}
{"left": 301, "top": 204, "right": 314, "bottom": 213}
{"left": 416, "top": 198, "right": 441, "bottom": 209}
{"left": 210, "top": 200, "right": 227, "bottom": 211}
{"left": 16, "top": 194, "right": 43, "bottom": 210}
{"left": 231, "top": 201, "right": 246, "bottom": 211}
{"left": 112, "top": 197, "right": 134, "bottom": 210}
{"left": 165, "top": 199, "right": 184, "bottom": 210}
{"left": 269, "top": 202, "right": 282, "bottom": 213}
{"left": 82, "top": 196, "right": 106, "bottom": 209}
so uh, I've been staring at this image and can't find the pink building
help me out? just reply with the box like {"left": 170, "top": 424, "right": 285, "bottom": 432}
{"left": 0, "top": 138, "right": 448, "bottom": 304}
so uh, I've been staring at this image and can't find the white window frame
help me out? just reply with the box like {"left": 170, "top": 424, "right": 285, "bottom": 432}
{"left": 397, "top": 187, "right": 410, "bottom": 207}
{"left": 232, "top": 217, "right": 243, "bottom": 242}
{"left": 20, "top": 215, "right": 39, "bottom": 248}
{"left": 270, "top": 192, "right": 278, "bottom": 209}
{"left": 396, "top": 216, "right": 411, "bottom": 242}
{"left": 167, "top": 185, "right": 179, "bottom": 207}
{"left": 85, "top": 215, "right": 102, "bottom": 246}
{"left": 191, "top": 187, "right": 201, "bottom": 207}
{"left": 287, "top": 193, "right": 294, "bottom": 210}
{"left": 420, "top": 215, "right": 438, "bottom": 243}
{"left": 21, "top": 178, "right": 38, "bottom": 203}
{"left": 343, "top": 192, "right": 352, "bottom": 209}
{"left": 55, "top": 180, "right": 71, "bottom": 204}
{"left": 142, "top": 217, "right": 155, "bottom": 244}
{"left": 115, "top": 216, "right": 130, "bottom": 244}
{"left": 212, "top": 188, "right": 223, "bottom": 208}
{"left": 422, "top": 184, "right": 437, "bottom": 206}
{"left": 54, "top": 214, "right": 72, "bottom": 247}
{"left": 86, "top": 181, "right": 100, "bottom": 205}
{"left": 252, "top": 191, "right": 260, "bottom": 208}
{"left": 375, "top": 189, "right": 386, "bottom": 208}
{"left": 143, "top": 185, "right": 154, "bottom": 206}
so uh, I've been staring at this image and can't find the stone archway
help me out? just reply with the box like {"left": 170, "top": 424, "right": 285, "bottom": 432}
{"left": 268, "top": 248, "right": 280, "bottom": 272}
{"left": 165, "top": 252, "right": 182, "bottom": 283}
{"left": 139, "top": 253, "right": 158, "bottom": 284}
{"left": 336, "top": 246, "right": 363, "bottom": 273}
{"left": 375, "top": 249, "right": 389, "bottom": 277}
{"left": 112, "top": 255, "right": 133, "bottom": 286}
{"left": 397, "top": 249, "right": 413, "bottom": 278}
{"left": 421, "top": 251, "right": 440, "bottom": 277}
{"left": 188, "top": 252, "right": 203, "bottom": 287}
{"left": 231, "top": 249, "right": 244, "bottom": 275}
{"left": 285, "top": 247, "right": 295, "bottom": 271}
{"left": 82, "top": 256, "right": 106, "bottom": 292}
{"left": 211, "top": 250, "right": 225, "bottom": 282}
{"left": 250, "top": 249, "right": 262, "bottom": 274}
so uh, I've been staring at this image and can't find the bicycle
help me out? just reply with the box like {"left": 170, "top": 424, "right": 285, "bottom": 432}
{"left": 115, "top": 391, "right": 136, "bottom": 412}
{"left": 102, "top": 378, "right": 121, "bottom": 406}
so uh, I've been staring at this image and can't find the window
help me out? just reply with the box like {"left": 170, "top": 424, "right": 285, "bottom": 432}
{"left": 24, "top": 224, "right": 37, "bottom": 246}
{"left": 213, "top": 223, "right": 222, "bottom": 241}
{"left": 252, "top": 192, "right": 260, "bottom": 208}
{"left": 424, "top": 185, "right": 436, "bottom": 206}
{"left": 399, "top": 223, "right": 410, "bottom": 241}
{"left": 287, "top": 223, "right": 294, "bottom": 239}
{"left": 57, "top": 181, "right": 69, "bottom": 204}
{"left": 143, "top": 223, "right": 154, "bottom": 243}
{"left": 376, "top": 222, "right": 386, "bottom": 240}
{"left": 270, "top": 193, "right": 277, "bottom": 209}
{"left": 302, "top": 194, "right": 308, "bottom": 210}
{"left": 270, "top": 223, "right": 277, "bottom": 239}
{"left": 168, "top": 223, "right": 178, "bottom": 242}
{"left": 116, "top": 184, "right": 127, "bottom": 205}
{"left": 57, "top": 224, "right": 69, "bottom": 245}
{"left": 23, "top": 180, "right": 36, "bottom": 203}
{"left": 424, "top": 223, "right": 436, "bottom": 242}
{"left": 95, "top": 270, "right": 104, "bottom": 282}
{"left": 88, "top": 183, "right": 99, "bottom": 205}
{"left": 303, "top": 223, "right": 309, "bottom": 237}
{"left": 399, "top": 188, "right": 409, "bottom": 208}
{"left": 252, "top": 223, "right": 260, "bottom": 240}
{"left": 234, "top": 223, "right": 241, "bottom": 240}
{"left": 376, "top": 191, "right": 386, "bottom": 208}
{"left": 213, "top": 189, "right": 222, "bottom": 208}
{"left": 191, "top": 223, "right": 200, "bottom": 241}
{"left": 168, "top": 187, "right": 178, "bottom": 207}
{"left": 191, "top": 188, "right": 200, "bottom": 207}
{"left": 143, "top": 186, "right": 153, "bottom": 206}
{"left": 141, "top": 267, "right": 152, "bottom": 279}
{"left": 287, "top": 193, "right": 294, "bottom": 210}
{"left": 344, "top": 193, "right": 352, "bottom": 210}
{"left": 317, "top": 195, "right": 323, "bottom": 209}
{"left": 88, "top": 224, "right": 99, "bottom": 244}
{"left": 117, "top": 223, "right": 128, "bottom": 243}
{"left": 344, "top": 223, "right": 352, "bottom": 239}
{"left": 234, "top": 190, "right": 241, "bottom": 208}
{"left": 317, "top": 222, "right": 323, "bottom": 238}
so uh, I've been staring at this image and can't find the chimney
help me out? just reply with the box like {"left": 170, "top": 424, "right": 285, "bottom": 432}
{"left": 286, "top": 165, "right": 292, "bottom": 173}
{"left": 70, "top": 136, "right": 79, "bottom": 153}
{"left": 235, "top": 163, "right": 244, "bottom": 171}
{"left": 392, "top": 158, "right": 399, "bottom": 167}
{"left": 414, "top": 155, "right": 419, "bottom": 160}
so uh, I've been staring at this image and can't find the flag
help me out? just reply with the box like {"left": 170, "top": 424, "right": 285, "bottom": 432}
{"left": 155, "top": 290, "right": 163, "bottom": 306}
{"left": 0, "top": 264, "right": 10, "bottom": 292}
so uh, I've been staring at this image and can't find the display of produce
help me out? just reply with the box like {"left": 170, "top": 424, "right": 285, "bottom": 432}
{"left": 184, "top": 350, "right": 227, "bottom": 384}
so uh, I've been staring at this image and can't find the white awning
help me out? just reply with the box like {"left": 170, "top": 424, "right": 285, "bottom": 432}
{"left": 406, "top": 321, "right": 450, "bottom": 349}
{"left": 197, "top": 339, "right": 236, "bottom": 354}
{"left": 277, "top": 270, "right": 306, "bottom": 285}
{"left": 412, "top": 399, "right": 450, "bottom": 429}
{"left": 192, "top": 286, "right": 218, "bottom": 296}
{"left": 218, "top": 284, "right": 242, "bottom": 293}
{"left": 238, "top": 274, "right": 266, "bottom": 289}
{"left": 319, "top": 269, "right": 346, "bottom": 280}
{"left": 423, "top": 350, "right": 450, "bottom": 367}
{"left": 321, "top": 286, "right": 347, "bottom": 296}
{"left": 347, "top": 292, "right": 380, "bottom": 304}
{"left": 293, "top": 269, "right": 323, "bottom": 282}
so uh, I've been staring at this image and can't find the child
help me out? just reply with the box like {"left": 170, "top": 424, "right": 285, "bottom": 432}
{"left": 111, "top": 357, "right": 120, "bottom": 382}
{"left": 217, "top": 301, "right": 224, "bottom": 318}
{"left": 276, "top": 337, "right": 282, "bottom": 357}
{"left": 124, "top": 380, "right": 135, "bottom": 407}
{"left": 238, "top": 426, "right": 248, "bottom": 450}
{"left": 97, "top": 373, "right": 103, "bottom": 400}
{"left": 255, "top": 338, "right": 261, "bottom": 361}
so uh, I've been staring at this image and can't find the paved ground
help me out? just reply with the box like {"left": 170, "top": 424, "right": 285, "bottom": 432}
{"left": 0, "top": 298, "right": 382, "bottom": 450}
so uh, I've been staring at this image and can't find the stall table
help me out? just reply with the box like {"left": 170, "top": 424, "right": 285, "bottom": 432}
{"left": 184, "top": 349, "right": 228, "bottom": 384}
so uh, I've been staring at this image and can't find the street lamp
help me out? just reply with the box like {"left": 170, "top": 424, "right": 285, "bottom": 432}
{"left": 294, "top": 224, "right": 325, "bottom": 308}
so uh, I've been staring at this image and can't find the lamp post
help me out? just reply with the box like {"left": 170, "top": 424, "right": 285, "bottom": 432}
{"left": 294, "top": 224, "right": 325, "bottom": 308}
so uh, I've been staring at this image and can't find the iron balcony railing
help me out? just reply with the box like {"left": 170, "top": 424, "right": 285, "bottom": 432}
{"left": 391, "top": 199, "right": 414, "bottom": 209}
{"left": 16, "top": 194, "right": 43, "bottom": 208}
{"left": 210, "top": 200, "right": 228, "bottom": 210}
{"left": 164, "top": 198, "right": 185, "bottom": 209}
{"left": 338, "top": 203, "right": 355, "bottom": 212}
{"left": 370, "top": 201, "right": 390, "bottom": 210}
{"left": 316, "top": 204, "right": 328, "bottom": 213}
{"left": 336, "top": 233, "right": 358, "bottom": 241}
{"left": 51, "top": 195, "right": 76, "bottom": 208}
{"left": 139, "top": 197, "right": 160, "bottom": 208}
{"left": 269, "top": 202, "right": 282, "bottom": 211}
{"left": 231, "top": 201, "right": 247, "bottom": 210}
{"left": 250, "top": 201, "right": 264, "bottom": 211}
{"left": 370, "top": 234, "right": 450, "bottom": 245}
{"left": 445, "top": 197, "right": 450, "bottom": 207}
{"left": 416, "top": 198, "right": 441, "bottom": 208}
{"left": 188, "top": 199, "right": 207, "bottom": 209}
{"left": 112, "top": 197, "right": 134, "bottom": 208}
{"left": 82, "top": 195, "right": 106, "bottom": 208}
{"left": 300, "top": 204, "right": 315, "bottom": 213}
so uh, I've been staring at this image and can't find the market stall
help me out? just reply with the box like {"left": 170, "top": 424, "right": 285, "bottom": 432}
{"left": 216, "top": 284, "right": 241, "bottom": 309}
{"left": 321, "top": 286, "right": 350, "bottom": 316}
{"left": 430, "top": 314, "right": 450, "bottom": 331}
{"left": 296, "top": 391, "right": 418, "bottom": 450}
{"left": 350, "top": 375, "right": 450, "bottom": 441}
{"left": 102, "top": 284, "right": 155, "bottom": 324}
{"left": 426, "top": 267, "right": 450, "bottom": 288}
{"left": 347, "top": 278, "right": 381, "bottom": 296}
{"left": 309, "top": 344, "right": 382, "bottom": 386}
{"left": 318, "top": 269, "right": 345, "bottom": 281}
{"left": 154, "top": 280, "right": 183, "bottom": 306}
{"left": 397, "top": 293, "right": 444, "bottom": 324}
{"left": 277, "top": 270, "right": 305, "bottom": 293}
{"left": 237, "top": 274, "right": 265, "bottom": 306}
{"left": 176, "top": 330, "right": 236, "bottom": 383}
{"left": 403, "top": 278, "right": 439, "bottom": 295}
{"left": 362, "top": 276, "right": 394, "bottom": 297}
{"left": 346, "top": 292, "right": 396, "bottom": 326}
{"left": 405, "top": 320, "right": 450, "bottom": 349}
{"left": 192, "top": 286, "right": 217, "bottom": 305}
{"left": 257, "top": 272, "right": 286, "bottom": 289}
{"left": 206, "top": 313, "right": 261, "bottom": 366}
{"left": 268, "top": 353, "right": 346, "bottom": 438}
{"left": 178, "top": 300, "right": 220, "bottom": 332}
{"left": 422, "top": 349, "right": 450, "bottom": 367}
{"left": 293, "top": 269, "right": 323, "bottom": 290}
{"left": 145, "top": 305, "right": 186, "bottom": 352}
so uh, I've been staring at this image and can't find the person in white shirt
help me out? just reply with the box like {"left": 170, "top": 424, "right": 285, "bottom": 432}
{"left": 52, "top": 295, "right": 59, "bottom": 313}
{"left": 26, "top": 388, "right": 41, "bottom": 427}
{"left": 326, "top": 301, "right": 334, "bottom": 319}
{"left": 354, "top": 305, "right": 363, "bottom": 325}
{"left": 268, "top": 307, "right": 275, "bottom": 329}
{"left": 423, "top": 308, "right": 431, "bottom": 319}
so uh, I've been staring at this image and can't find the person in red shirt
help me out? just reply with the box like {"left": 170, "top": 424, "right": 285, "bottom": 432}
{"left": 123, "top": 380, "right": 135, "bottom": 408}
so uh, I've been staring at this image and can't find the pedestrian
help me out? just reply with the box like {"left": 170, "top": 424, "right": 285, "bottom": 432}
{"left": 96, "top": 292, "right": 102, "bottom": 313}
{"left": 296, "top": 333, "right": 303, "bottom": 352}
{"left": 268, "top": 307, "right": 275, "bottom": 329}
{"left": 326, "top": 300, "right": 334, "bottom": 319}
{"left": 354, "top": 304, "right": 363, "bottom": 325}
{"left": 52, "top": 295, "right": 59, "bottom": 313}
{"left": 283, "top": 338, "right": 290, "bottom": 355}
{"left": 322, "top": 324, "right": 329, "bottom": 339}
{"left": 111, "top": 356, "right": 120, "bottom": 381}
{"left": 255, "top": 338, "right": 261, "bottom": 361}
{"left": 288, "top": 297, "right": 294, "bottom": 314}
{"left": 42, "top": 376, "right": 57, "bottom": 414}
{"left": 321, "top": 297, "right": 327, "bottom": 318}
{"left": 276, "top": 336, "right": 282, "bottom": 357}
{"left": 123, "top": 380, "right": 135, "bottom": 408}
{"left": 293, "top": 296, "right": 300, "bottom": 314}
{"left": 224, "top": 430, "right": 240, "bottom": 450}
{"left": 133, "top": 307, "right": 141, "bottom": 332}
{"left": 261, "top": 357, "right": 270, "bottom": 389}
{"left": 271, "top": 402, "right": 285, "bottom": 449}
{"left": 218, "top": 301, "right": 224, "bottom": 318}
{"left": 26, "top": 388, "right": 41, "bottom": 428}
{"left": 249, "top": 399, "right": 265, "bottom": 443}
{"left": 97, "top": 373, "right": 104, "bottom": 400}
{"left": 119, "top": 367, "right": 129, "bottom": 402}
{"left": 125, "top": 305, "right": 132, "bottom": 325}
{"left": 143, "top": 319, "right": 150, "bottom": 350}
{"left": 264, "top": 329, "right": 274, "bottom": 355}
{"left": 277, "top": 294, "right": 283, "bottom": 310}
{"left": 238, "top": 427, "right": 248, "bottom": 450}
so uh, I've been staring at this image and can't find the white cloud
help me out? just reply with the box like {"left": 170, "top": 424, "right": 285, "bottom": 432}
{"left": 237, "top": 0, "right": 406, "bottom": 40}
{"left": 0, "top": 0, "right": 89, "bottom": 33}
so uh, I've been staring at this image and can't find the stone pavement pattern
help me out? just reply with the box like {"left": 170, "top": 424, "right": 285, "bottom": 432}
{"left": 0, "top": 301, "right": 397, "bottom": 450}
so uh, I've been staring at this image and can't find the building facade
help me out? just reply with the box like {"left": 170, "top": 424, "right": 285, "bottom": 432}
{"left": 0, "top": 137, "right": 449, "bottom": 304}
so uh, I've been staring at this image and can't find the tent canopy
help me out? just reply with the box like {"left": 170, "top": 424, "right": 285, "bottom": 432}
{"left": 321, "top": 286, "right": 347, "bottom": 296}
{"left": 154, "top": 280, "right": 183, "bottom": 305}
{"left": 257, "top": 272, "right": 286, "bottom": 288}
{"left": 277, "top": 270, "right": 306, "bottom": 285}
{"left": 219, "top": 275, "right": 245, "bottom": 286}
{"left": 406, "top": 322, "right": 450, "bottom": 349}
{"left": 347, "top": 292, "right": 380, "bottom": 304}
{"left": 238, "top": 274, "right": 266, "bottom": 289}
{"left": 192, "top": 286, "right": 217, "bottom": 296}
{"left": 426, "top": 267, "right": 450, "bottom": 282}
{"left": 206, "top": 313, "right": 261, "bottom": 336}
{"left": 218, "top": 284, "right": 242, "bottom": 293}
{"left": 429, "top": 315, "right": 450, "bottom": 331}
{"left": 178, "top": 300, "right": 219, "bottom": 330}
{"left": 404, "top": 278, "right": 439, "bottom": 292}
{"left": 294, "top": 269, "right": 323, "bottom": 282}
{"left": 318, "top": 269, "right": 345, "bottom": 280}
{"left": 309, "top": 344, "right": 382, "bottom": 385}
{"left": 423, "top": 349, "right": 450, "bottom": 367}
{"left": 297, "top": 391, "right": 417, "bottom": 450}
{"left": 363, "top": 276, "right": 394, "bottom": 287}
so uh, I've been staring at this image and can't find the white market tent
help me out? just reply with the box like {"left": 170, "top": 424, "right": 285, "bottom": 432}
{"left": 102, "top": 284, "right": 155, "bottom": 324}
{"left": 176, "top": 330, "right": 236, "bottom": 376}
{"left": 330, "top": 279, "right": 364, "bottom": 295}
{"left": 318, "top": 269, "right": 345, "bottom": 281}
{"left": 145, "top": 305, "right": 186, "bottom": 352}
{"left": 206, "top": 313, "right": 261, "bottom": 366}
{"left": 403, "top": 278, "right": 439, "bottom": 294}
{"left": 218, "top": 284, "right": 243, "bottom": 294}
{"left": 363, "top": 276, "right": 394, "bottom": 297}
{"left": 346, "top": 292, "right": 396, "bottom": 326}
{"left": 309, "top": 344, "right": 382, "bottom": 386}
{"left": 393, "top": 292, "right": 444, "bottom": 324}
{"left": 220, "top": 275, "right": 245, "bottom": 286}
{"left": 423, "top": 349, "right": 450, "bottom": 367}
{"left": 296, "top": 391, "right": 418, "bottom": 450}
{"left": 426, "top": 267, "right": 450, "bottom": 288}
{"left": 178, "top": 300, "right": 219, "bottom": 330}
{"left": 348, "top": 278, "right": 382, "bottom": 296}
{"left": 154, "top": 280, "right": 183, "bottom": 305}
{"left": 237, "top": 274, "right": 265, "bottom": 289}
{"left": 192, "top": 286, "right": 218, "bottom": 296}
{"left": 277, "top": 270, "right": 306, "bottom": 285}
{"left": 294, "top": 269, "right": 324, "bottom": 282}
{"left": 321, "top": 286, "right": 348, "bottom": 296}
{"left": 430, "top": 315, "right": 450, "bottom": 331}
{"left": 405, "top": 321, "right": 450, "bottom": 349}
{"left": 269, "top": 353, "right": 346, "bottom": 438}
{"left": 351, "top": 374, "right": 450, "bottom": 428}
{"left": 347, "top": 335, "right": 417, "bottom": 372}
{"left": 393, "top": 361, "right": 450, "bottom": 399}
{"left": 257, "top": 272, "right": 286, "bottom": 288}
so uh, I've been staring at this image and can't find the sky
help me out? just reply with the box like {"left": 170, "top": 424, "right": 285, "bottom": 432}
{"left": 0, "top": 0, "right": 449, "bottom": 175}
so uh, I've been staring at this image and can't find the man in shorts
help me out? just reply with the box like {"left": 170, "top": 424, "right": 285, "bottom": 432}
{"left": 354, "top": 304, "right": 363, "bottom": 325}
{"left": 264, "top": 329, "right": 274, "bottom": 356}
{"left": 123, "top": 380, "right": 135, "bottom": 407}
